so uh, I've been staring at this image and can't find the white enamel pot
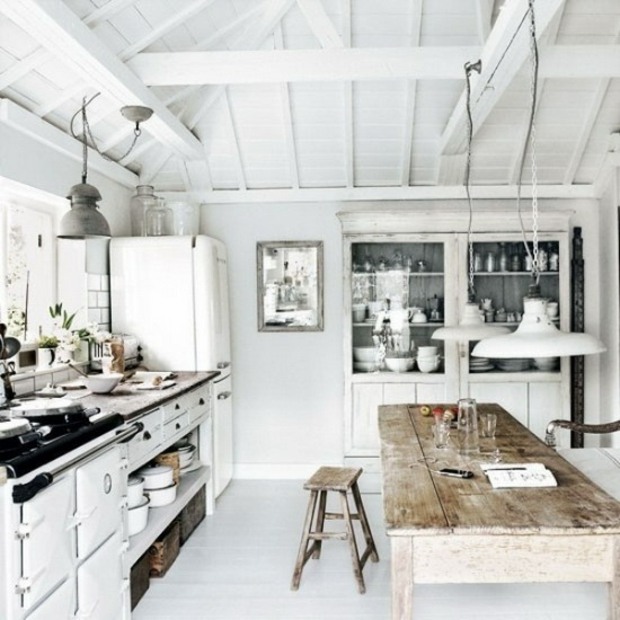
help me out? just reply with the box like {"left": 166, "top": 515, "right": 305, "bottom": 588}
{"left": 127, "top": 475, "right": 145, "bottom": 508}
{"left": 146, "top": 482, "right": 177, "bottom": 507}
{"left": 128, "top": 495, "right": 149, "bottom": 536}
{"left": 138, "top": 464, "right": 174, "bottom": 490}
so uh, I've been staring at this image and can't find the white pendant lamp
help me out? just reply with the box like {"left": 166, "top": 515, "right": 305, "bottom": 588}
{"left": 472, "top": 0, "right": 605, "bottom": 360}
{"left": 432, "top": 60, "right": 509, "bottom": 344}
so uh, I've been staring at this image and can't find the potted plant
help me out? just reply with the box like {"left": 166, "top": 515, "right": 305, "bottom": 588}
{"left": 36, "top": 333, "right": 59, "bottom": 368}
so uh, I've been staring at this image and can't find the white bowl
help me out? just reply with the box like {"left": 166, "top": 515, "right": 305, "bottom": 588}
{"left": 417, "top": 346, "right": 438, "bottom": 357}
{"left": 127, "top": 475, "right": 145, "bottom": 509}
{"left": 417, "top": 358, "right": 440, "bottom": 373}
{"left": 85, "top": 372, "right": 123, "bottom": 394}
{"left": 353, "top": 361, "right": 376, "bottom": 373}
{"left": 128, "top": 496, "right": 149, "bottom": 536}
{"left": 384, "top": 357, "right": 414, "bottom": 373}
{"left": 146, "top": 482, "right": 177, "bottom": 507}
{"left": 353, "top": 347, "right": 378, "bottom": 363}
{"left": 138, "top": 464, "right": 174, "bottom": 490}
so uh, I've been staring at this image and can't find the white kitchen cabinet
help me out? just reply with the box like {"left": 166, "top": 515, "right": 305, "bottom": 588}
{"left": 213, "top": 374, "right": 233, "bottom": 498}
{"left": 338, "top": 209, "right": 572, "bottom": 479}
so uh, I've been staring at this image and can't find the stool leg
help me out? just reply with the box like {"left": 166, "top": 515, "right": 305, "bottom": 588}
{"left": 351, "top": 482, "right": 379, "bottom": 563}
{"left": 291, "top": 490, "right": 319, "bottom": 590}
{"left": 312, "top": 489, "right": 328, "bottom": 559}
{"left": 339, "top": 490, "right": 366, "bottom": 594}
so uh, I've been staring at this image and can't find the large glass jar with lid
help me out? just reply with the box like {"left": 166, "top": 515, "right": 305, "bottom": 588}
{"left": 129, "top": 185, "right": 157, "bottom": 236}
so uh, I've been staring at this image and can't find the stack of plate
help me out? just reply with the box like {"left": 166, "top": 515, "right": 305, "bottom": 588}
{"left": 469, "top": 357, "right": 494, "bottom": 372}
{"left": 533, "top": 357, "right": 559, "bottom": 371}
{"left": 495, "top": 358, "right": 531, "bottom": 372}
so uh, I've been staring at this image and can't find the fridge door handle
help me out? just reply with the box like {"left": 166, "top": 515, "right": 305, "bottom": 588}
{"left": 217, "top": 391, "right": 232, "bottom": 401}
{"left": 217, "top": 361, "right": 231, "bottom": 369}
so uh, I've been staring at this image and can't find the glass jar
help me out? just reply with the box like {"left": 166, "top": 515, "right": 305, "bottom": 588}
{"left": 129, "top": 185, "right": 157, "bottom": 236}
{"left": 168, "top": 201, "right": 200, "bottom": 235}
{"left": 484, "top": 251, "right": 496, "bottom": 273}
{"left": 145, "top": 197, "right": 173, "bottom": 236}
{"left": 498, "top": 243, "right": 509, "bottom": 272}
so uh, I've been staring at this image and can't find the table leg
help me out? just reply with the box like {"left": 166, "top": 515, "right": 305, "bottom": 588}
{"left": 610, "top": 537, "right": 620, "bottom": 620}
{"left": 391, "top": 536, "right": 413, "bottom": 620}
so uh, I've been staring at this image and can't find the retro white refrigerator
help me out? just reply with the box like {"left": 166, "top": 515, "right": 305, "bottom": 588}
{"left": 109, "top": 235, "right": 233, "bottom": 497}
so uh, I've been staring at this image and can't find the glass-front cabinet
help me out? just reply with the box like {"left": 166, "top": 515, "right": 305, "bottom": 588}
{"left": 338, "top": 209, "right": 572, "bottom": 492}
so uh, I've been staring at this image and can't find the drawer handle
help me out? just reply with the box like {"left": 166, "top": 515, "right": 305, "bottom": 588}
{"left": 175, "top": 403, "right": 180, "bottom": 410}
{"left": 175, "top": 422, "right": 181, "bottom": 430}
{"left": 143, "top": 431, "right": 152, "bottom": 441}
{"left": 199, "top": 398, "right": 205, "bottom": 405}
{"left": 217, "top": 391, "right": 232, "bottom": 401}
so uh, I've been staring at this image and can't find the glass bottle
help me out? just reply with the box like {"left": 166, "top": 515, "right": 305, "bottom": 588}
{"left": 484, "top": 251, "right": 496, "bottom": 273}
{"left": 498, "top": 243, "right": 509, "bottom": 272}
{"left": 457, "top": 398, "right": 480, "bottom": 456}
{"left": 129, "top": 185, "right": 157, "bottom": 236}
{"left": 145, "top": 197, "right": 173, "bottom": 236}
{"left": 538, "top": 243, "right": 548, "bottom": 272}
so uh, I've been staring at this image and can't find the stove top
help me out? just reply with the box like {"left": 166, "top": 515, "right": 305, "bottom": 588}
{"left": 0, "top": 412, "right": 125, "bottom": 478}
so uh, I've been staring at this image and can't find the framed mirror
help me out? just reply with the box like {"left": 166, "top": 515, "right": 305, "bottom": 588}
{"left": 257, "top": 241, "right": 324, "bottom": 332}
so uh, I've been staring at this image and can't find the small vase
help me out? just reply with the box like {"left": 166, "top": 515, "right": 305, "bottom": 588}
{"left": 37, "top": 347, "right": 57, "bottom": 368}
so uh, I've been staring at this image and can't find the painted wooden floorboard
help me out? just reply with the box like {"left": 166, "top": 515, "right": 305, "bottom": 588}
{"left": 132, "top": 480, "right": 607, "bottom": 620}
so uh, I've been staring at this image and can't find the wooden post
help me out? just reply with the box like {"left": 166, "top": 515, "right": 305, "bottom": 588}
{"left": 571, "top": 226, "right": 585, "bottom": 448}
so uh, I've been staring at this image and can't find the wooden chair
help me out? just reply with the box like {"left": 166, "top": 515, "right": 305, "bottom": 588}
{"left": 290, "top": 466, "right": 379, "bottom": 594}
{"left": 545, "top": 418, "right": 620, "bottom": 447}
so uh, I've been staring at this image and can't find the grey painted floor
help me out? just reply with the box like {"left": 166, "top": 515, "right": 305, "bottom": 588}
{"left": 132, "top": 479, "right": 607, "bottom": 620}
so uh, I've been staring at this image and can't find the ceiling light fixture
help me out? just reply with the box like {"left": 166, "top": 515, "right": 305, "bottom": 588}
{"left": 432, "top": 59, "right": 509, "bottom": 343}
{"left": 472, "top": 0, "right": 605, "bottom": 359}
{"left": 58, "top": 93, "right": 153, "bottom": 239}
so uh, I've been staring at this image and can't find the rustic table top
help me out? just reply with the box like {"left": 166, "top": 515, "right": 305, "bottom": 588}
{"left": 379, "top": 403, "right": 620, "bottom": 537}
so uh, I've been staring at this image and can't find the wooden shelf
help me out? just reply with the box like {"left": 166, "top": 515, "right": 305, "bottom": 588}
{"left": 473, "top": 271, "right": 558, "bottom": 277}
{"left": 127, "top": 465, "right": 211, "bottom": 566}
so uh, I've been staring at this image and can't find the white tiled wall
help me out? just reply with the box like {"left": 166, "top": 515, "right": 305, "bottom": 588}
{"left": 87, "top": 274, "right": 111, "bottom": 331}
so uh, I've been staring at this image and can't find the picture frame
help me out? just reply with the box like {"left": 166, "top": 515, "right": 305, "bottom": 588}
{"left": 257, "top": 241, "right": 324, "bottom": 332}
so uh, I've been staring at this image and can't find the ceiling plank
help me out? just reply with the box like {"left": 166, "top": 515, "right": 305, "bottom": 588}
{"left": 83, "top": 0, "right": 138, "bottom": 27}
{"left": 0, "top": 0, "right": 204, "bottom": 160}
{"left": 118, "top": 0, "right": 218, "bottom": 62}
{"left": 140, "top": 151, "right": 173, "bottom": 185}
{"left": 0, "top": 48, "right": 48, "bottom": 90}
{"left": 182, "top": 159, "right": 213, "bottom": 193}
{"left": 222, "top": 88, "right": 247, "bottom": 191}
{"left": 474, "top": 0, "right": 493, "bottom": 44}
{"left": 33, "top": 82, "right": 86, "bottom": 118}
{"left": 439, "top": 0, "right": 565, "bottom": 156}
{"left": 296, "top": 0, "right": 344, "bottom": 48}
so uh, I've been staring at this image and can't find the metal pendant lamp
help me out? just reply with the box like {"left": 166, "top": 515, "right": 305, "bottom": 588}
{"left": 58, "top": 94, "right": 153, "bottom": 239}
{"left": 472, "top": 0, "right": 605, "bottom": 359}
{"left": 432, "top": 60, "right": 509, "bottom": 344}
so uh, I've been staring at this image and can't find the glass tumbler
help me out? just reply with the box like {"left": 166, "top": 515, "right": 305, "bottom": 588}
{"left": 457, "top": 398, "right": 480, "bottom": 456}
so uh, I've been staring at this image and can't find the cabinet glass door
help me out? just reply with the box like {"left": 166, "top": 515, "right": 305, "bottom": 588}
{"left": 469, "top": 237, "right": 561, "bottom": 374}
{"left": 350, "top": 242, "right": 445, "bottom": 375}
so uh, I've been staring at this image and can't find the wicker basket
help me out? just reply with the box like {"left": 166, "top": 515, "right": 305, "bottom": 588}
{"left": 155, "top": 451, "right": 180, "bottom": 484}
{"left": 149, "top": 520, "right": 180, "bottom": 578}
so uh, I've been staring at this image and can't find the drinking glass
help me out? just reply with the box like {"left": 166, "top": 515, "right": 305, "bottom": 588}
{"left": 457, "top": 398, "right": 480, "bottom": 456}
{"left": 433, "top": 420, "right": 451, "bottom": 449}
{"left": 480, "top": 412, "right": 497, "bottom": 438}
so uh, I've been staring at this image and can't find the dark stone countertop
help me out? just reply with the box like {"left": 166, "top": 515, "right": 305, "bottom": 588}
{"left": 58, "top": 371, "right": 220, "bottom": 422}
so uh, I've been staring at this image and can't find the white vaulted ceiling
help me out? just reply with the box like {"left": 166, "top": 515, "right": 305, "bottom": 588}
{"left": 0, "top": 0, "right": 619, "bottom": 203}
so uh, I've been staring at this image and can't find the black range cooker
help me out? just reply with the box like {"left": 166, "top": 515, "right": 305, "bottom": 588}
{"left": 0, "top": 399, "right": 125, "bottom": 479}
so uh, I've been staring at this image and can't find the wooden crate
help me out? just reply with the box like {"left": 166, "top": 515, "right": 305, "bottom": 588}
{"left": 180, "top": 485, "right": 206, "bottom": 545}
{"left": 130, "top": 550, "right": 150, "bottom": 610}
{"left": 149, "top": 520, "right": 180, "bottom": 578}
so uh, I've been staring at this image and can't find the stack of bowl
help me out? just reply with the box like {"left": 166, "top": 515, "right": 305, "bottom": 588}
{"left": 178, "top": 443, "right": 197, "bottom": 474}
{"left": 416, "top": 346, "right": 441, "bottom": 373}
{"left": 138, "top": 464, "right": 177, "bottom": 507}
{"left": 353, "top": 346, "right": 378, "bottom": 373}
{"left": 127, "top": 475, "right": 149, "bottom": 536}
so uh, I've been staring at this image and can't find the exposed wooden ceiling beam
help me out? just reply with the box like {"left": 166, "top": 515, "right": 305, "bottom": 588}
{"left": 440, "top": 0, "right": 564, "bottom": 156}
{"left": 0, "top": 48, "right": 47, "bottom": 90}
{"left": 0, "top": 0, "right": 204, "bottom": 160}
{"left": 83, "top": 0, "right": 138, "bottom": 27}
{"left": 128, "top": 43, "right": 620, "bottom": 86}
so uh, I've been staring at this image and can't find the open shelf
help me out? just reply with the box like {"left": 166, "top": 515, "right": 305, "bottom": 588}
{"left": 127, "top": 465, "right": 211, "bottom": 566}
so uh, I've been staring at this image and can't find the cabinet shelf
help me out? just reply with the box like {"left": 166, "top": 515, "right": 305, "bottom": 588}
{"left": 473, "top": 271, "right": 558, "bottom": 277}
{"left": 127, "top": 465, "right": 211, "bottom": 566}
{"left": 353, "top": 322, "right": 444, "bottom": 327}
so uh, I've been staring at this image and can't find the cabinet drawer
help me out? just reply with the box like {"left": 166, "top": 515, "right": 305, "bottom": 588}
{"left": 163, "top": 412, "right": 190, "bottom": 442}
{"left": 127, "top": 409, "right": 163, "bottom": 467}
{"left": 161, "top": 397, "right": 188, "bottom": 423}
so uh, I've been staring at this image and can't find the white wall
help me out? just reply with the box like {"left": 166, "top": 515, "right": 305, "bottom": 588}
{"left": 202, "top": 202, "right": 344, "bottom": 477}
{"left": 203, "top": 198, "right": 609, "bottom": 477}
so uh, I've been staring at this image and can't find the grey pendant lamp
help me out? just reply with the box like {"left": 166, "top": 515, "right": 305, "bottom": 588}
{"left": 58, "top": 94, "right": 153, "bottom": 239}
{"left": 472, "top": 0, "right": 605, "bottom": 359}
{"left": 432, "top": 60, "right": 509, "bottom": 343}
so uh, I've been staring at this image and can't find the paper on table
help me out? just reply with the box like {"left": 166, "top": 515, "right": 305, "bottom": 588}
{"left": 481, "top": 463, "right": 558, "bottom": 489}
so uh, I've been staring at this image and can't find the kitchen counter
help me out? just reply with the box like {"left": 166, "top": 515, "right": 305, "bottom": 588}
{"left": 60, "top": 370, "right": 220, "bottom": 421}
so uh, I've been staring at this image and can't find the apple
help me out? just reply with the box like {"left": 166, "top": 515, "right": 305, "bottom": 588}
{"left": 432, "top": 406, "right": 444, "bottom": 418}
{"left": 420, "top": 405, "right": 431, "bottom": 416}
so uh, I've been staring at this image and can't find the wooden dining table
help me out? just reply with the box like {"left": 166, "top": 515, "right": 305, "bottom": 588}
{"left": 379, "top": 403, "right": 620, "bottom": 620}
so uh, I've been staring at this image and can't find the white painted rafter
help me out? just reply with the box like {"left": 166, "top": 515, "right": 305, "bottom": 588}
{"left": 222, "top": 88, "right": 246, "bottom": 191}
{"left": 0, "top": 0, "right": 204, "bottom": 160}
{"left": 401, "top": 0, "right": 423, "bottom": 187}
{"left": 117, "top": 0, "right": 217, "bottom": 62}
{"left": 440, "top": 0, "right": 564, "bottom": 156}
{"left": 296, "top": 0, "right": 344, "bottom": 48}
{"left": 180, "top": 159, "right": 213, "bottom": 193}
{"left": 140, "top": 151, "right": 173, "bottom": 185}
{"left": 274, "top": 25, "right": 299, "bottom": 189}
{"left": 83, "top": 0, "right": 138, "bottom": 27}
{"left": 33, "top": 82, "right": 86, "bottom": 118}
{"left": 0, "top": 48, "right": 48, "bottom": 90}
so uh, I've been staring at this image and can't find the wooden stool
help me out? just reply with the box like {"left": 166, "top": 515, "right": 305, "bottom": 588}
{"left": 291, "top": 466, "right": 379, "bottom": 594}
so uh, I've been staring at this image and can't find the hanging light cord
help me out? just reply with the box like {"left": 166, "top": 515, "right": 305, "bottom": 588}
{"left": 70, "top": 92, "right": 143, "bottom": 164}
{"left": 464, "top": 59, "right": 482, "bottom": 303}
{"left": 516, "top": 0, "right": 540, "bottom": 287}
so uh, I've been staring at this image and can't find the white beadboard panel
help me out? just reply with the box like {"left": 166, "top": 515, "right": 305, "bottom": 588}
{"left": 469, "top": 383, "right": 529, "bottom": 429}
